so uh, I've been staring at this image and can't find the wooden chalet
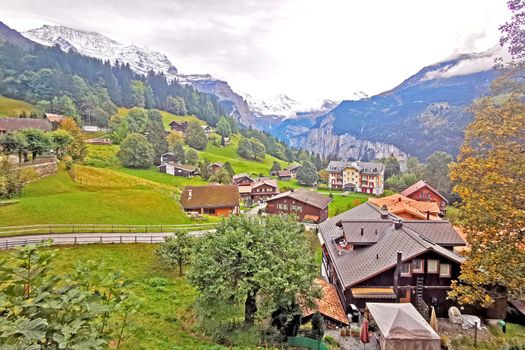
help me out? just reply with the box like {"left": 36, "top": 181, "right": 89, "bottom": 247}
{"left": 201, "top": 125, "right": 212, "bottom": 135}
{"left": 160, "top": 152, "right": 179, "bottom": 164}
{"left": 180, "top": 185, "right": 240, "bottom": 216}
{"left": 319, "top": 202, "right": 466, "bottom": 317}
{"left": 276, "top": 170, "right": 292, "bottom": 181}
{"left": 232, "top": 173, "right": 255, "bottom": 186}
{"left": 266, "top": 188, "right": 332, "bottom": 223}
{"left": 208, "top": 162, "right": 224, "bottom": 174}
{"left": 286, "top": 164, "right": 302, "bottom": 179}
{"left": 402, "top": 180, "right": 449, "bottom": 214}
{"left": 368, "top": 194, "right": 441, "bottom": 221}
{"left": 0, "top": 118, "right": 52, "bottom": 135}
{"left": 158, "top": 163, "right": 198, "bottom": 177}
{"left": 169, "top": 121, "right": 188, "bottom": 133}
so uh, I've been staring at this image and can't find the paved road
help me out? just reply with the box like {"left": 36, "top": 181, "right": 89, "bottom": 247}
{"left": 244, "top": 202, "right": 267, "bottom": 216}
{"left": 0, "top": 230, "right": 215, "bottom": 249}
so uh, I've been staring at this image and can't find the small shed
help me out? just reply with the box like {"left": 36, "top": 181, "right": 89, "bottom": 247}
{"left": 366, "top": 303, "right": 440, "bottom": 350}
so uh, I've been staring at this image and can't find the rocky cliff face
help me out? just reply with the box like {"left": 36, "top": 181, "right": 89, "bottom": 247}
{"left": 290, "top": 114, "right": 408, "bottom": 162}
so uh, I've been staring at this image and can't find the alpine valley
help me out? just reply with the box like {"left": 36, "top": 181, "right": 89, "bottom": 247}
{"left": 6, "top": 23, "right": 504, "bottom": 161}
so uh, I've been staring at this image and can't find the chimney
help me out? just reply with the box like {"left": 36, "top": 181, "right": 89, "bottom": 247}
{"left": 360, "top": 227, "right": 364, "bottom": 236}
{"left": 393, "top": 251, "right": 402, "bottom": 302}
{"left": 380, "top": 204, "right": 389, "bottom": 219}
{"left": 188, "top": 189, "right": 192, "bottom": 199}
{"left": 394, "top": 219, "right": 403, "bottom": 230}
{"left": 426, "top": 210, "right": 430, "bottom": 220}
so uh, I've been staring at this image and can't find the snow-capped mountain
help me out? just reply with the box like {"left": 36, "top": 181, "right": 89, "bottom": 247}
{"left": 23, "top": 25, "right": 177, "bottom": 76}
{"left": 23, "top": 25, "right": 328, "bottom": 126}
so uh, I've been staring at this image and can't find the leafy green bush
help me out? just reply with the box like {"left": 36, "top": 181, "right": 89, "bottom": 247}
{"left": 148, "top": 277, "right": 169, "bottom": 287}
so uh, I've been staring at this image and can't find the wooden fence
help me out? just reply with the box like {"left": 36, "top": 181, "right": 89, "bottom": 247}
{"left": 0, "top": 234, "right": 171, "bottom": 250}
{"left": 0, "top": 223, "right": 217, "bottom": 236}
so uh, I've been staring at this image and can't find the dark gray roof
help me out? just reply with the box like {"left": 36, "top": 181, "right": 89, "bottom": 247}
{"left": 402, "top": 221, "right": 466, "bottom": 247}
{"left": 340, "top": 220, "right": 393, "bottom": 245}
{"left": 319, "top": 203, "right": 464, "bottom": 288}
{"left": 0, "top": 118, "right": 52, "bottom": 132}
{"left": 267, "top": 188, "right": 332, "bottom": 209}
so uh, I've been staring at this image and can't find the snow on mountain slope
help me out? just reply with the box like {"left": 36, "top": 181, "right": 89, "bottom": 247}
{"left": 23, "top": 25, "right": 177, "bottom": 76}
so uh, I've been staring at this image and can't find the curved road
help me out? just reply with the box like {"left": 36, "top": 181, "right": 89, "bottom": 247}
{"left": 0, "top": 229, "right": 215, "bottom": 250}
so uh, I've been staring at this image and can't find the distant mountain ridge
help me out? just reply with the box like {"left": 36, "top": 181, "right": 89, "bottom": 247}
{"left": 22, "top": 25, "right": 332, "bottom": 127}
{"left": 280, "top": 46, "right": 506, "bottom": 161}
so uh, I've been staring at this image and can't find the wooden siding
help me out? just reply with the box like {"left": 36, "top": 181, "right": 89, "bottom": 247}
{"left": 266, "top": 195, "right": 329, "bottom": 223}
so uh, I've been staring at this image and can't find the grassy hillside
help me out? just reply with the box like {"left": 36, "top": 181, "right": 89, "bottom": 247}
{"left": 0, "top": 96, "right": 35, "bottom": 117}
{"left": 196, "top": 134, "right": 288, "bottom": 175}
{"left": 0, "top": 164, "right": 209, "bottom": 227}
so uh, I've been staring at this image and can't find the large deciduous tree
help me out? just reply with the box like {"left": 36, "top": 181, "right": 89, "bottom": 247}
{"left": 189, "top": 215, "right": 318, "bottom": 326}
{"left": 297, "top": 161, "right": 318, "bottom": 187}
{"left": 118, "top": 133, "right": 155, "bottom": 169}
{"left": 448, "top": 96, "right": 525, "bottom": 309}
{"left": 20, "top": 128, "right": 53, "bottom": 161}
{"left": 184, "top": 121, "right": 208, "bottom": 150}
{"left": 144, "top": 119, "right": 168, "bottom": 165}
{"left": 59, "top": 117, "right": 87, "bottom": 161}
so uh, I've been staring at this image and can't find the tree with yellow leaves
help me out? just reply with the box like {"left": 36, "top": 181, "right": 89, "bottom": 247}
{"left": 448, "top": 96, "right": 525, "bottom": 312}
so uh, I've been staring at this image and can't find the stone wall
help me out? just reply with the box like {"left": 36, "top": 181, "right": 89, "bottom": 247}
{"left": 18, "top": 158, "right": 58, "bottom": 182}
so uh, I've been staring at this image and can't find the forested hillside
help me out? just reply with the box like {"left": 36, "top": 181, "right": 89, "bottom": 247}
{"left": 0, "top": 33, "right": 224, "bottom": 127}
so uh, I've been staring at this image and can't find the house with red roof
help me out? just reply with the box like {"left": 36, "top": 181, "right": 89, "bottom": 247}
{"left": 401, "top": 180, "right": 449, "bottom": 214}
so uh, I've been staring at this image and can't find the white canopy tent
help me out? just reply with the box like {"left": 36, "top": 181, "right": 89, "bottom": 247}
{"left": 366, "top": 303, "right": 441, "bottom": 350}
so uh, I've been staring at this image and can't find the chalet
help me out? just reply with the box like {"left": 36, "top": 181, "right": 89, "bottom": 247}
{"left": 327, "top": 160, "right": 385, "bottom": 195}
{"left": 368, "top": 194, "right": 441, "bottom": 220}
{"left": 158, "top": 163, "right": 198, "bottom": 177}
{"left": 266, "top": 188, "right": 332, "bottom": 223}
{"left": 249, "top": 179, "right": 279, "bottom": 202}
{"left": 276, "top": 170, "right": 292, "bottom": 181}
{"left": 180, "top": 185, "right": 240, "bottom": 216}
{"left": 169, "top": 121, "right": 188, "bottom": 133}
{"left": 160, "top": 152, "right": 179, "bottom": 164}
{"left": 208, "top": 162, "right": 224, "bottom": 174}
{"left": 286, "top": 164, "right": 302, "bottom": 179}
{"left": 402, "top": 180, "right": 449, "bottom": 214}
{"left": 319, "top": 202, "right": 466, "bottom": 317}
{"left": 0, "top": 118, "right": 52, "bottom": 135}
{"left": 232, "top": 173, "right": 255, "bottom": 186}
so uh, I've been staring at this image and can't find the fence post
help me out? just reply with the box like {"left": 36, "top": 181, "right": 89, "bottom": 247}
{"left": 92, "top": 224, "right": 95, "bottom": 233}
{"left": 5, "top": 240, "right": 8, "bottom": 249}
{"left": 49, "top": 225, "right": 52, "bottom": 234}
{"left": 72, "top": 225, "right": 75, "bottom": 233}
{"left": 150, "top": 235, "right": 153, "bottom": 243}
{"left": 120, "top": 235, "right": 122, "bottom": 243}
{"left": 145, "top": 225, "right": 148, "bottom": 233}
{"left": 100, "top": 236, "right": 103, "bottom": 243}
{"left": 74, "top": 236, "right": 77, "bottom": 245}
{"left": 160, "top": 225, "right": 163, "bottom": 232}
{"left": 134, "top": 236, "right": 137, "bottom": 243}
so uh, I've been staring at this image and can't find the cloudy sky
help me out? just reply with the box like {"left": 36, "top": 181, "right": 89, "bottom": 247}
{"left": 1, "top": 0, "right": 510, "bottom": 106}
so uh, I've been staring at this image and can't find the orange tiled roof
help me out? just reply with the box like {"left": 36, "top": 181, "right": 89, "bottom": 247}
{"left": 302, "top": 278, "right": 349, "bottom": 325}
{"left": 369, "top": 194, "right": 441, "bottom": 220}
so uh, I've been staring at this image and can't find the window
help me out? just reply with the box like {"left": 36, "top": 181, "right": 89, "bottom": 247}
{"left": 427, "top": 259, "right": 439, "bottom": 273}
{"left": 412, "top": 259, "right": 424, "bottom": 273}
{"left": 401, "top": 263, "right": 411, "bottom": 276}
{"left": 439, "top": 263, "right": 451, "bottom": 278}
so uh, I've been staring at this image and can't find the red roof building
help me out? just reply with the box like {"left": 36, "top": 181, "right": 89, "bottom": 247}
{"left": 401, "top": 180, "right": 449, "bottom": 213}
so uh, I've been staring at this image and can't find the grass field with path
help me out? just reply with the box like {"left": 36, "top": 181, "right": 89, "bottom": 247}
{"left": 0, "top": 96, "right": 35, "bottom": 117}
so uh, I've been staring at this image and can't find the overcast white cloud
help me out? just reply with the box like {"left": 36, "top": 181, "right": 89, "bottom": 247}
{"left": 0, "top": 0, "right": 510, "bottom": 106}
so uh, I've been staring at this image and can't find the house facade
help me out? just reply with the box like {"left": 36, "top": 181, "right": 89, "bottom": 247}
{"left": 327, "top": 161, "right": 385, "bottom": 195}
{"left": 158, "top": 163, "right": 198, "bottom": 177}
{"left": 286, "top": 164, "right": 302, "bottom": 179}
{"left": 208, "top": 162, "right": 224, "bottom": 174}
{"left": 402, "top": 180, "right": 449, "bottom": 214}
{"left": 232, "top": 173, "right": 255, "bottom": 185}
{"left": 276, "top": 170, "right": 292, "bottom": 181}
{"left": 250, "top": 180, "right": 279, "bottom": 202}
{"left": 169, "top": 121, "right": 188, "bottom": 133}
{"left": 368, "top": 194, "right": 442, "bottom": 221}
{"left": 180, "top": 185, "right": 240, "bottom": 216}
{"left": 319, "top": 202, "right": 465, "bottom": 317}
{"left": 266, "top": 188, "right": 332, "bottom": 223}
